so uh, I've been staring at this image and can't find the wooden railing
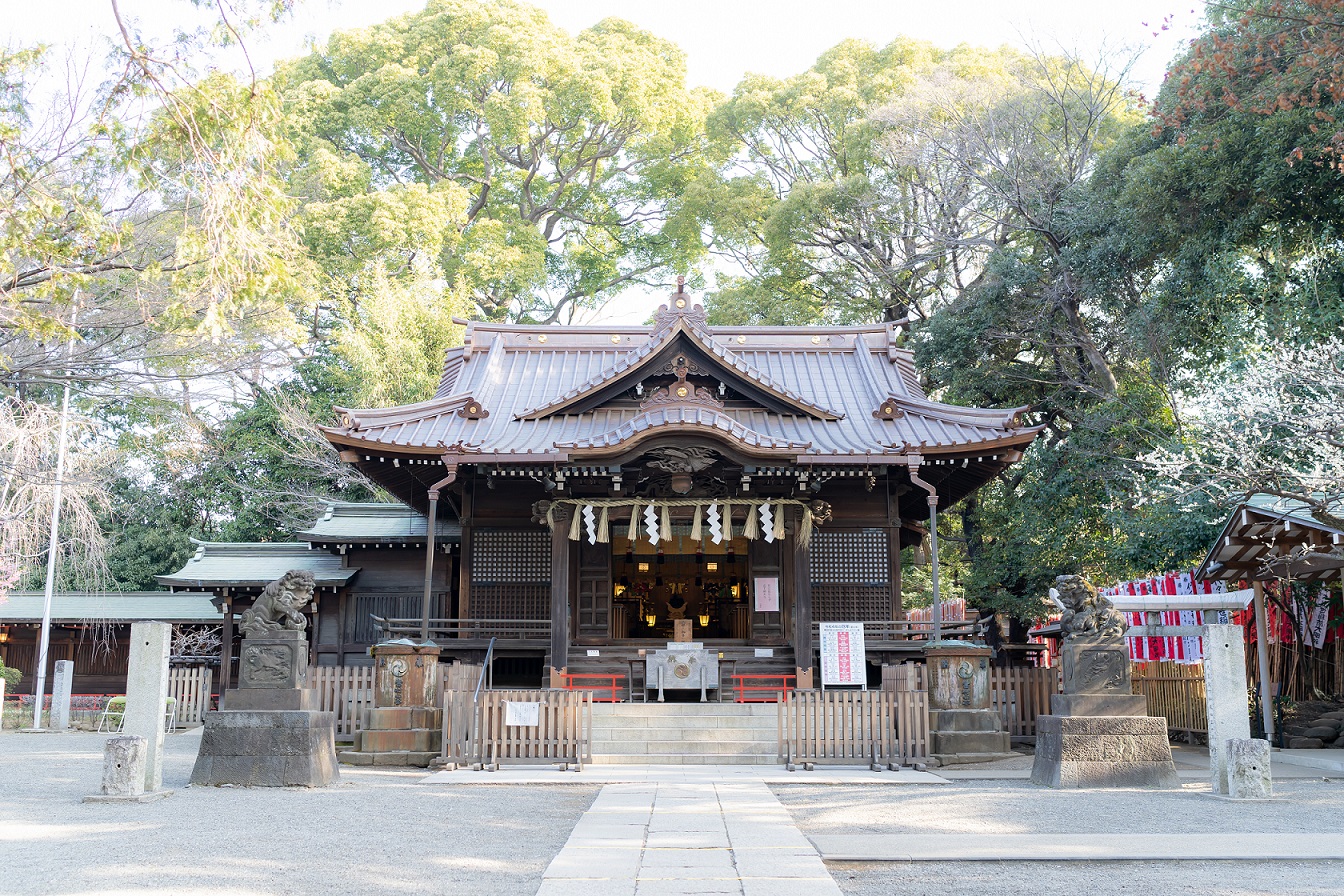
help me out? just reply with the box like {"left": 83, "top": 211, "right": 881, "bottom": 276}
{"left": 441, "top": 689, "right": 592, "bottom": 769}
{"left": 167, "top": 667, "right": 213, "bottom": 726}
{"left": 732, "top": 674, "right": 795, "bottom": 703}
{"left": 779, "top": 689, "right": 929, "bottom": 768}
{"left": 1132, "top": 661, "right": 1207, "bottom": 735}
{"left": 308, "top": 666, "right": 376, "bottom": 737}
{"left": 554, "top": 672, "right": 625, "bottom": 703}
{"left": 812, "top": 619, "right": 981, "bottom": 642}
{"left": 371, "top": 617, "right": 551, "bottom": 642}
{"left": 989, "top": 666, "right": 1060, "bottom": 737}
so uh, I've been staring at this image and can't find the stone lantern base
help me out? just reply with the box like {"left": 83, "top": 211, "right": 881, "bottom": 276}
{"left": 339, "top": 640, "right": 443, "bottom": 768}
{"left": 924, "top": 642, "right": 1015, "bottom": 766}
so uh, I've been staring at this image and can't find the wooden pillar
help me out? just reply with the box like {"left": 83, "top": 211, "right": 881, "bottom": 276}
{"left": 887, "top": 528, "right": 904, "bottom": 621}
{"left": 220, "top": 599, "right": 234, "bottom": 692}
{"left": 793, "top": 514, "right": 813, "bottom": 683}
{"left": 457, "top": 481, "right": 474, "bottom": 622}
{"left": 1252, "top": 580, "right": 1275, "bottom": 743}
{"left": 549, "top": 505, "right": 573, "bottom": 681}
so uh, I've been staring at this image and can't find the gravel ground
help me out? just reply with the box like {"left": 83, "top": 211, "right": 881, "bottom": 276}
{"left": 0, "top": 730, "right": 598, "bottom": 896}
{"left": 775, "top": 780, "right": 1344, "bottom": 896}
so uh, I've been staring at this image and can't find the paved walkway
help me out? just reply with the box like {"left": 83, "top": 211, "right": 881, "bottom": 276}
{"left": 422, "top": 764, "right": 946, "bottom": 786}
{"left": 811, "top": 832, "right": 1344, "bottom": 861}
{"left": 536, "top": 781, "right": 842, "bottom": 896}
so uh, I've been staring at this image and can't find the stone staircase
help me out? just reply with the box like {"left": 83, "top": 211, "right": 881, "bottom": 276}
{"left": 589, "top": 702, "right": 780, "bottom": 765}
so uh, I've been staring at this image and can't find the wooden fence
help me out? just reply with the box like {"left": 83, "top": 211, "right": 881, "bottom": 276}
{"left": 167, "top": 667, "right": 213, "bottom": 727}
{"left": 308, "top": 666, "right": 376, "bottom": 738}
{"left": 1132, "top": 661, "right": 1208, "bottom": 735}
{"left": 441, "top": 689, "right": 592, "bottom": 769}
{"left": 989, "top": 666, "right": 1059, "bottom": 737}
{"left": 779, "top": 689, "right": 928, "bottom": 768}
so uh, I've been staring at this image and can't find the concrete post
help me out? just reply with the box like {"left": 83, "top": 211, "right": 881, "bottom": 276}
{"left": 125, "top": 622, "right": 172, "bottom": 792}
{"left": 51, "top": 659, "right": 74, "bottom": 730}
{"left": 1203, "top": 623, "right": 1252, "bottom": 795}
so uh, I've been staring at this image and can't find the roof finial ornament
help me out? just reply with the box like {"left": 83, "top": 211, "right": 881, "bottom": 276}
{"left": 653, "top": 276, "right": 706, "bottom": 331}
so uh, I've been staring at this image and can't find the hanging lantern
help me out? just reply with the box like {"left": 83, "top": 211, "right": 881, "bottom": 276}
{"left": 698, "top": 613, "right": 710, "bottom": 628}
{"left": 646, "top": 613, "right": 657, "bottom": 627}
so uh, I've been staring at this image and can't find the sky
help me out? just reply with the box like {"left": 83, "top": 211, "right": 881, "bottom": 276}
{"left": 5, "top": 0, "right": 1210, "bottom": 322}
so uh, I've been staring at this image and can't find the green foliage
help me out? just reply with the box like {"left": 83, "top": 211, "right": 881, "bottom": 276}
{"left": 278, "top": 0, "right": 719, "bottom": 323}
{"left": 0, "top": 662, "right": 20, "bottom": 690}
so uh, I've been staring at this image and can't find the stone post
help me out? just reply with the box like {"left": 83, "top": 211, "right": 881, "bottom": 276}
{"left": 124, "top": 621, "right": 172, "bottom": 792}
{"left": 1203, "top": 622, "right": 1252, "bottom": 795}
{"left": 100, "top": 736, "right": 147, "bottom": 797}
{"left": 51, "top": 660, "right": 74, "bottom": 730}
{"left": 1227, "top": 737, "right": 1272, "bottom": 799}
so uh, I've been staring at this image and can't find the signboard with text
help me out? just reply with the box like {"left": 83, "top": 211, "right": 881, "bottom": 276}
{"left": 819, "top": 622, "right": 867, "bottom": 688}
{"left": 754, "top": 576, "right": 780, "bottom": 612}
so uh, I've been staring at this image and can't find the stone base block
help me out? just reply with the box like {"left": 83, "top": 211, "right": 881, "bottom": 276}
{"left": 364, "top": 706, "right": 442, "bottom": 730}
{"left": 929, "top": 709, "right": 1004, "bottom": 732}
{"left": 1050, "top": 693, "right": 1148, "bottom": 717}
{"left": 190, "top": 710, "right": 340, "bottom": 787}
{"left": 223, "top": 688, "right": 317, "bottom": 711}
{"left": 338, "top": 750, "right": 438, "bottom": 768}
{"left": 356, "top": 727, "right": 438, "bottom": 753}
{"left": 83, "top": 790, "right": 173, "bottom": 804}
{"left": 932, "top": 729, "right": 1013, "bottom": 756}
{"left": 1031, "top": 714, "right": 1179, "bottom": 789}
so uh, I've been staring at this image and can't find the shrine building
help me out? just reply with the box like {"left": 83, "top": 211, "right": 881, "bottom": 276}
{"left": 311, "top": 287, "right": 1041, "bottom": 689}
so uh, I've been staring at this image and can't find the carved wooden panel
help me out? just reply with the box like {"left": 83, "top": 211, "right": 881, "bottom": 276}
{"left": 811, "top": 528, "right": 890, "bottom": 622}
{"left": 471, "top": 528, "right": 551, "bottom": 619}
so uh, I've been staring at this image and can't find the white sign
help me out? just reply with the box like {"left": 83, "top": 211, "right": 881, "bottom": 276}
{"left": 586, "top": 649, "right": 600, "bottom": 657}
{"left": 754, "top": 576, "right": 779, "bottom": 612}
{"left": 754, "top": 648, "right": 774, "bottom": 658}
{"left": 504, "top": 701, "right": 540, "bottom": 727}
{"left": 819, "top": 622, "right": 867, "bottom": 687}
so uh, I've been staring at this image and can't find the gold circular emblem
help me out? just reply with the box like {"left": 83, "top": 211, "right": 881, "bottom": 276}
{"left": 537, "top": 334, "right": 547, "bottom": 343}
{"left": 811, "top": 335, "right": 821, "bottom": 344}
{"left": 737, "top": 335, "right": 746, "bottom": 344}
{"left": 676, "top": 386, "right": 689, "bottom": 398}
{"left": 468, "top": 405, "right": 479, "bottom": 414}
{"left": 675, "top": 297, "right": 687, "bottom": 308}
{"left": 883, "top": 406, "right": 893, "bottom": 415}
{"left": 611, "top": 334, "right": 620, "bottom": 344}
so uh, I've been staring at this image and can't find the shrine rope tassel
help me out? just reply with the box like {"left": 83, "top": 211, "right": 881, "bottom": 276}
{"left": 537, "top": 498, "right": 828, "bottom": 548}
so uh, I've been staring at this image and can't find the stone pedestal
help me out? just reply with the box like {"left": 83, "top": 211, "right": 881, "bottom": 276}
{"left": 925, "top": 643, "right": 1013, "bottom": 764}
{"left": 1030, "top": 715, "right": 1180, "bottom": 788}
{"left": 84, "top": 735, "right": 172, "bottom": 803}
{"left": 341, "top": 641, "right": 442, "bottom": 768}
{"left": 1032, "top": 634, "right": 1178, "bottom": 789}
{"left": 192, "top": 628, "right": 339, "bottom": 787}
{"left": 1227, "top": 737, "right": 1272, "bottom": 800}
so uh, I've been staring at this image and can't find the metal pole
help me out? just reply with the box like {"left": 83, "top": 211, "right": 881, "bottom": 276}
{"left": 926, "top": 496, "right": 942, "bottom": 643}
{"left": 33, "top": 296, "right": 79, "bottom": 729}
{"left": 421, "top": 494, "right": 438, "bottom": 643}
{"left": 1252, "top": 580, "right": 1274, "bottom": 744}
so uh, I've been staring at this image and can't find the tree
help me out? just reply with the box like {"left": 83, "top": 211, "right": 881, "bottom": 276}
{"left": 1160, "top": 0, "right": 1344, "bottom": 168}
{"left": 1142, "top": 339, "right": 1344, "bottom": 529}
{"left": 279, "top": 0, "right": 719, "bottom": 324}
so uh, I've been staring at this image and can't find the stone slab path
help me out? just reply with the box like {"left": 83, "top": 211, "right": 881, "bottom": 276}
{"left": 421, "top": 764, "right": 946, "bottom": 786}
{"left": 811, "top": 833, "right": 1344, "bottom": 862}
{"left": 535, "top": 781, "right": 843, "bottom": 896}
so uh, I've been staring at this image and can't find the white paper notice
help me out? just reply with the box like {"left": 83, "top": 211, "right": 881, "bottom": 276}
{"left": 819, "top": 622, "right": 867, "bottom": 686}
{"left": 504, "top": 701, "right": 540, "bottom": 727}
{"left": 754, "top": 648, "right": 774, "bottom": 658}
{"left": 754, "top": 576, "right": 779, "bottom": 612}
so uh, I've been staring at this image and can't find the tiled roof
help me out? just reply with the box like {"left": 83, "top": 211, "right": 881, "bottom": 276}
{"left": 1196, "top": 494, "right": 1344, "bottom": 582}
{"left": 295, "top": 502, "right": 461, "bottom": 543}
{"left": 0, "top": 591, "right": 222, "bottom": 623}
{"left": 156, "top": 541, "right": 358, "bottom": 589}
{"left": 324, "top": 295, "right": 1039, "bottom": 461}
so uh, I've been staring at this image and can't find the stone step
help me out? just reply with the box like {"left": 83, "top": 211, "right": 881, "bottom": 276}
{"left": 590, "top": 726, "right": 775, "bottom": 743}
{"left": 593, "top": 739, "right": 778, "bottom": 755}
{"left": 591, "top": 703, "right": 779, "bottom": 718}
{"left": 589, "top": 752, "right": 779, "bottom": 766}
{"left": 338, "top": 750, "right": 437, "bottom": 767}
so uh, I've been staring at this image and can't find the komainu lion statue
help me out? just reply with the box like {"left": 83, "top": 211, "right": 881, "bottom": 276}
{"left": 239, "top": 569, "right": 316, "bottom": 637}
{"left": 1052, "top": 574, "right": 1126, "bottom": 640}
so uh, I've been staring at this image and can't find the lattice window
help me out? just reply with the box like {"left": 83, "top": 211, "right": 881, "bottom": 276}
{"left": 472, "top": 583, "right": 550, "bottom": 620}
{"left": 473, "top": 529, "right": 550, "bottom": 582}
{"left": 812, "top": 584, "right": 890, "bottom": 622}
{"left": 811, "top": 529, "right": 888, "bottom": 584}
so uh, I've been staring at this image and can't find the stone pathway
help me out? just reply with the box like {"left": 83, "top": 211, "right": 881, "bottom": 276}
{"left": 535, "top": 781, "right": 843, "bottom": 896}
{"left": 811, "top": 832, "right": 1344, "bottom": 862}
